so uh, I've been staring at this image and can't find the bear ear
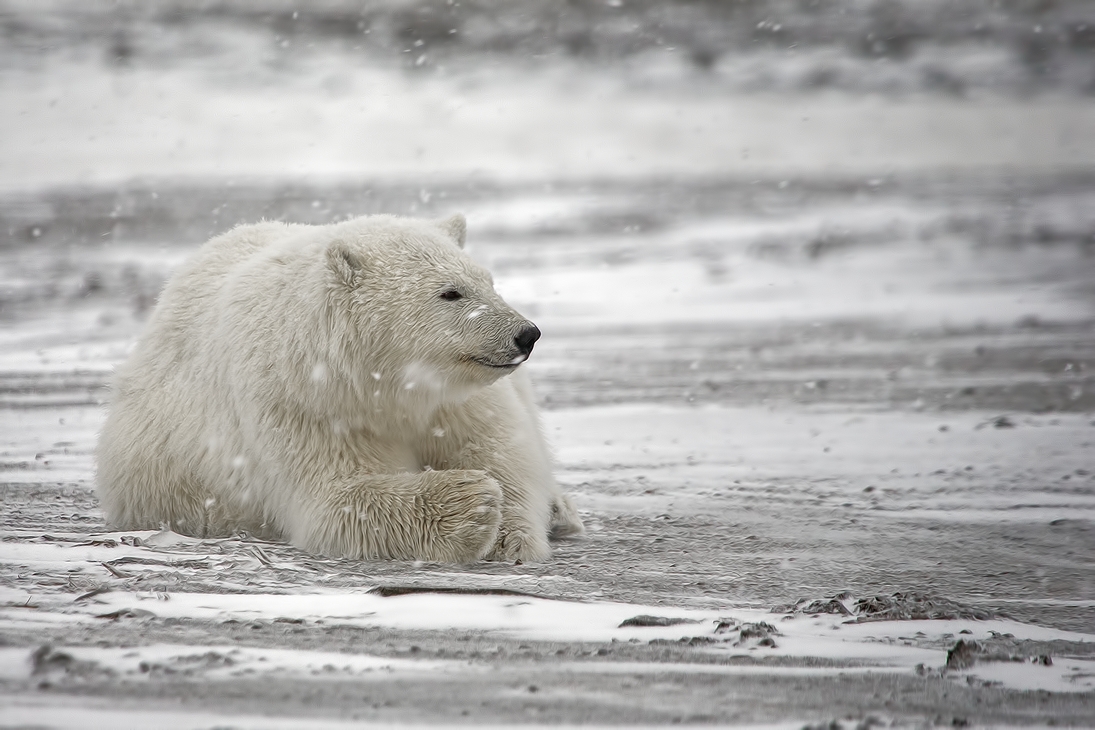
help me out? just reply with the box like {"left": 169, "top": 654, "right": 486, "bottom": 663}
{"left": 437, "top": 213, "right": 466, "bottom": 249}
{"left": 326, "top": 239, "right": 366, "bottom": 285}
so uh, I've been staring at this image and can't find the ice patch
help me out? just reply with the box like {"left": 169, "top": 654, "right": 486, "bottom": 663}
{"left": 3, "top": 585, "right": 1091, "bottom": 694}
{"left": 949, "top": 656, "right": 1095, "bottom": 693}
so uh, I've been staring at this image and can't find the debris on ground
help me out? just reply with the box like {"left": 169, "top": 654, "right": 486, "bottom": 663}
{"left": 776, "top": 591, "right": 1001, "bottom": 622}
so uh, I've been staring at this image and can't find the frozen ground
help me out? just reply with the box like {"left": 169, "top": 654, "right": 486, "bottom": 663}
{"left": 2, "top": 2, "right": 1095, "bottom": 728}
{"left": 3, "top": 176, "right": 1094, "bottom": 727}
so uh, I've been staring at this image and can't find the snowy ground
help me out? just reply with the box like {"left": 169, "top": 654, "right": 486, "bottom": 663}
{"left": 2, "top": 2, "right": 1095, "bottom": 727}
{"left": 3, "top": 176, "right": 1094, "bottom": 727}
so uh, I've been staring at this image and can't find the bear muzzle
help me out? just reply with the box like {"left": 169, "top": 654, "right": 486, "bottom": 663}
{"left": 504, "top": 323, "right": 540, "bottom": 365}
{"left": 474, "top": 323, "right": 541, "bottom": 369}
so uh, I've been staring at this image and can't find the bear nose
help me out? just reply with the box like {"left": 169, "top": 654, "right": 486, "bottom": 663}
{"left": 514, "top": 324, "right": 541, "bottom": 355}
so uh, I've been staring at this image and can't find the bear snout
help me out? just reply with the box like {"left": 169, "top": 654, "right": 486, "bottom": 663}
{"left": 514, "top": 324, "right": 541, "bottom": 356}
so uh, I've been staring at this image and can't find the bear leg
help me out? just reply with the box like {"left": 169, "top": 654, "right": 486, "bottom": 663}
{"left": 300, "top": 469, "right": 503, "bottom": 563}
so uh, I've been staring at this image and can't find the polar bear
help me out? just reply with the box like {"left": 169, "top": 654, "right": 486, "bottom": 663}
{"left": 96, "top": 214, "right": 582, "bottom": 563}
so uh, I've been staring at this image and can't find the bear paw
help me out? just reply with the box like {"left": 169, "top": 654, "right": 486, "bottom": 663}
{"left": 419, "top": 470, "right": 503, "bottom": 563}
{"left": 549, "top": 492, "right": 584, "bottom": 539}
{"left": 486, "top": 524, "right": 551, "bottom": 564}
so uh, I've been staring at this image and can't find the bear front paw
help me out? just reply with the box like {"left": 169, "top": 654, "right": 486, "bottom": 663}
{"left": 486, "top": 523, "right": 551, "bottom": 564}
{"left": 419, "top": 470, "right": 503, "bottom": 563}
{"left": 549, "top": 492, "right": 584, "bottom": 539}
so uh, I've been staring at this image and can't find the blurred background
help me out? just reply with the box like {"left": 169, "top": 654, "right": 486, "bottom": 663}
{"left": 3, "top": 0, "right": 1095, "bottom": 187}
{"left": 2, "top": 0, "right": 1093, "bottom": 413}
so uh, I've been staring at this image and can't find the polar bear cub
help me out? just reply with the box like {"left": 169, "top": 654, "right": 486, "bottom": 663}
{"left": 96, "top": 214, "right": 582, "bottom": 563}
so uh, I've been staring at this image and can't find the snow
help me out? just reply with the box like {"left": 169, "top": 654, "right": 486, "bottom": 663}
{"left": 2, "top": 580, "right": 1092, "bottom": 693}
{"left": 1, "top": 643, "right": 450, "bottom": 682}
{"left": 0, "top": 695, "right": 814, "bottom": 730}
{"left": 493, "top": 223, "right": 1094, "bottom": 329}
{"left": 548, "top": 406, "right": 1095, "bottom": 521}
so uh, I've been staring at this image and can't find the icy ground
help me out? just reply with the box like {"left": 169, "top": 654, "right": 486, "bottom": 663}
{"left": 2, "top": 176, "right": 1094, "bottom": 727}
{"left": 2, "top": 1, "right": 1095, "bottom": 726}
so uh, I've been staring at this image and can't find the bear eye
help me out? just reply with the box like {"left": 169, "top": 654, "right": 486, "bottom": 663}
{"left": 439, "top": 289, "right": 463, "bottom": 301}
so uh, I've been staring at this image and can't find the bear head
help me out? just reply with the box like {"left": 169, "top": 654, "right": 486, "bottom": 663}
{"left": 325, "top": 214, "right": 539, "bottom": 402}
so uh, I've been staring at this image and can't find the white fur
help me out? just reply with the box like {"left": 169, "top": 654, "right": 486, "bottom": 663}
{"left": 96, "top": 214, "right": 582, "bottom": 563}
